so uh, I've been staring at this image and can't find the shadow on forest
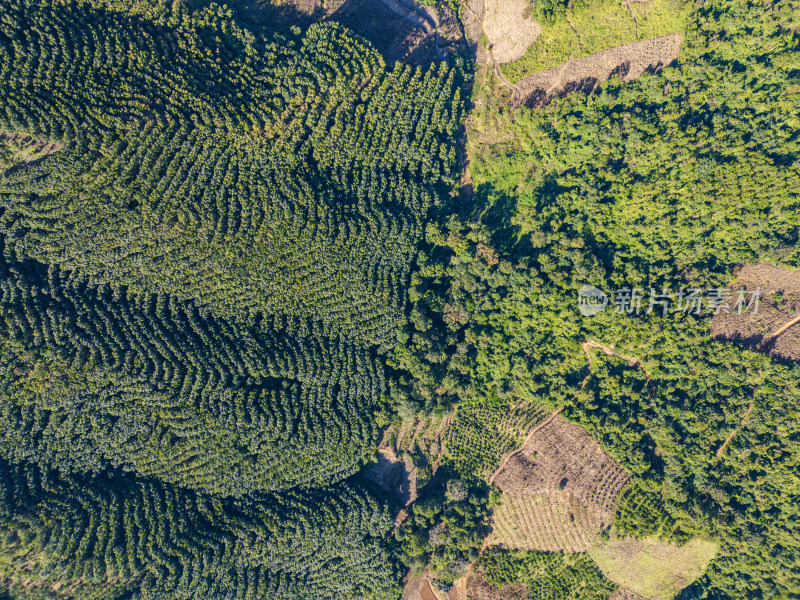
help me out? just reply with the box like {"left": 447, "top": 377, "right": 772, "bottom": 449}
{"left": 191, "top": 0, "right": 448, "bottom": 67}
{"left": 446, "top": 182, "right": 533, "bottom": 258}
{"left": 521, "top": 58, "right": 675, "bottom": 109}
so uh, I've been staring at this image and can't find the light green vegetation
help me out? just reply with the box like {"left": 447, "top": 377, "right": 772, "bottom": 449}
{"left": 481, "top": 547, "right": 616, "bottom": 600}
{"left": 590, "top": 537, "right": 718, "bottom": 599}
{"left": 501, "top": 0, "right": 690, "bottom": 82}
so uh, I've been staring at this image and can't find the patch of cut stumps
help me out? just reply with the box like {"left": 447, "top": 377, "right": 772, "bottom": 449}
{"left": 710, "top": 263, "right": 800, "bottom": 362}
{"left": 489, "top": 415, "right": 630, "bottom": 552}
{"left": 515, "top": 33, "right": 682, "bottom": 108}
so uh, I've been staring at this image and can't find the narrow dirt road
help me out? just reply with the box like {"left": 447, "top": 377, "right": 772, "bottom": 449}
{"left": 581, "top": 341, "right": 653, "bottom": 393}
{"left": 716, "top": 402, "right": 755, "bottom": 459}
{"left": 488, "top": 406, "right": 566, "bottom": 485}
{"left": 762, "top": 314, "right": 800, "bottom": 346}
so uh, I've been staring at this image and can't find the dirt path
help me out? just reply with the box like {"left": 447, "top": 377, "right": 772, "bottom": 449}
{"left": 581, "top": 341, "right": 653, "bottom": 392}
{"left": 373, "top": 0, "right": 447, "bottom": 59}
{"left": 716, "top": 402, "right": 755, "bottom": 459}
{"left": 762, "top": 314, "right": 800, "bottom": 346}
{"left": 624, "top": 0, "right": 641, "bottom": 40}
{"left": 430, "top": 407, "right": 456, "bottom": 477}
{"left": 488, "top": 406, "right": 566, "bottom": 484}
{"left": 374, "top": 0, "right": 434, "bottom": 32}
{"left": 545, "top": 50, "right": 578, "bottom": 94}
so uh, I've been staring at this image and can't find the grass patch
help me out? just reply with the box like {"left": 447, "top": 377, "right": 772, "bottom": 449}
{"left": 589, "top": 537, "right": 718, "bottom": 600}
{"left": 500, "top": 0, "right": 689, "bottom": 83}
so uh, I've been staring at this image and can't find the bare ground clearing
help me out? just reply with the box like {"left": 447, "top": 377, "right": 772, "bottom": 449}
{"left": 483, "top": 0, "right": 543, "bottom": 64}
{"left": 489, "top": 415, "right": 630, "bottom": 552}
{"left": 401, "top": 574, "right": 447, "bottom": 600}
{"left": 240, "top": 0, "right": 462, "bottom": 65}
{"left": 489, "top": 406, "right": 565, "bottom": 485}
{"left": 515, "top": 33, "right": 682, "bottom": 107}
{"left": 0, "top": 131, "right": 61, "bottom": 173}
{"left": 710, "top": 264, "right": 800, "bottom": 362}
{"left": 461, "top": 0, "right": 488, "bottom": 64}
{"left": 362, "top": 447, "right": 417, "bottom": 505}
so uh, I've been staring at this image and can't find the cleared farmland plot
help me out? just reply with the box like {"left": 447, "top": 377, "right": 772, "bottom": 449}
{"left": 489, "top": 415, "right": 630, "bottom": 552}
{"left": 445, "top": 399, "right": 550, "bottom": 478}
{"left": 490, "top": 493, "right": 605, "bottom": 552}
{"left": 590, "top": 537, "right": 718, "bottom": 600}
{"left": 495, "top": 415, "right": 630, "bottom": 513}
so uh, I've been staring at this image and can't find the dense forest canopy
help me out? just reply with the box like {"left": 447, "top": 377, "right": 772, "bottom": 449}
{"left": 0, "top": 0, "right": 799, "bottom": 598}
{"left": 388, "top": 0, "right": 799, "bottom": 597}
{"left": 0, "top": 0, "right": 461, "bottom": 597}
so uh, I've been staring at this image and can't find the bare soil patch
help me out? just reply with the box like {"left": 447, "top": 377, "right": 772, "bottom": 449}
{"left": 489, "top": 414, "right": 630, "bottom": 552}
{"left": 710, "top": 263, "right": 800, "bottom": 362}
{"left": 0, "top": 131, "right": 61, "bottom": 173}
{"left": 489, "top": 406, "right": 565, "bottom": 485}
{"left": 461, "top": 0, "right": 488, "bottom": 65}
{"left": 402, "top": 575, "right": 446, "bottom": 600}
{"left": 238, "top": 0, "right": 462, "bottom": 65}
{"left": 515, "top": 33, "right": 681, "bottom": 107}
{"left": 494, "top": 415, "right": 630, "bottom": 514}
{"left": 362, "top": 448, "right": 418, "bottom": 505}
{"left": 483, "top": 0, "right": 543, "bottom": 64}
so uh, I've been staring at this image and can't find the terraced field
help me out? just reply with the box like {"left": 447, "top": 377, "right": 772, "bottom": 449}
{"left": 490, "top": 493, "right": 605, "bottom": 552}
{"left": 444, "top": 399, "right": 550, "bottom": 478}
{"left": 489, "top": 415, "right": 630, "bottom": 552}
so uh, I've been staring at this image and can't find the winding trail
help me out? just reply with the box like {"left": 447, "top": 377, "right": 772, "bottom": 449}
{"left": 716, "top": 402, "right": 755, "bottom": 459}
{"left": 580, "top": 341, "right": 653, "bottom": 391}
{"left": 375, "top": 0, "right": 433, "bottom": 32}
{"left": 488, "top": 406, "right": 566, "bottom": 485}
{"left": 761, "top": 314, "right": 800, "bottom": 347}
{"left": 374, "top": 0, "right": 447, "bottom": 59}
